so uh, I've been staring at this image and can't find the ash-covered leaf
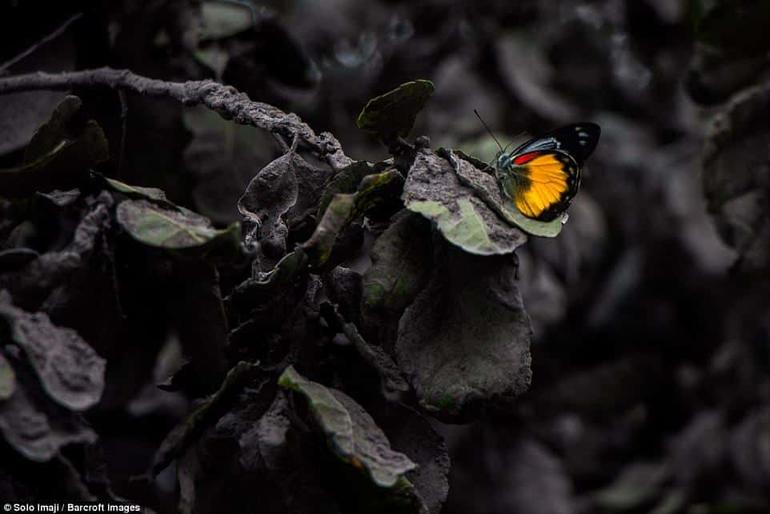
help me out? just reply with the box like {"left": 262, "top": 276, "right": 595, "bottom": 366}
{"left": 278, "top": 365, "right": 417, "bottom": 487}
{"left": 238, "top": 149, "right": 298, "bottom": 263}
{"left": 395, "top": 242, "right": 532, "bottom": 421}
{"left": 102, "top": 176, "right": 169, "bottom": 202}
{"left": 302, "top": 193, "right": 354, "bottom": 266}
{"left": 177, "top": 382, "right": 337, "bottom": 514}
{"left": 317, "top": 160, "right": 391, "bottom": 218}
{"left": 184, "top": 105, "right": 275, "bottom": 223}
{"left": 0, "top": 97, "right": 109, "bottom": 198}
{"left": 0, "top": 291, "right": 105, "bottom": 411}
{"left": 303, "top": 170, "right": 402, "bottom": 267}
{"left": 403, "top": 148, "right": 527, "bottom": 255}
{"left": 24, "top": 96, "right": 84, "bottom": 162}
{"left": 165, "top": 259, "right": 230, "bottom": 397}
{"left": 245, "top": 391, "right": 291, "bottom": 471}
{"left": 0, "top": 91, "right": 65, "bottom": 155}
{"left": 362, "top": 210, "right": 432, "bottom": 320}
{"left": 0, "top": 197, "right": 112, "bottom": 312}
{"left": 376, "top": 403, "right": 450, "bottom": 514}
{"left": 0, "top": 352, "right": 16, "bottom": 401}
{"left": 0, "top": 371, "right": 97, "bottom": 462}
{"left": 702, "top": 81, "right": 770, "bottom": 273}
{"left": 325, "top": 302, "right": 409, "bottom": 401}
{"left": 116, "top": 199, "right": 241, "bottom": 253}
{"left": 152, "top": 361, "right": 262, "bottom": 476}
{"left": 238, "top": 151, "right": 298, "bottom": 227}
{"left": 356, "top": 80, "right": 434, "bottom": 138}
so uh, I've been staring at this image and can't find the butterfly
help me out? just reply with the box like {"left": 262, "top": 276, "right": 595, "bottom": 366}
{"left": 485, "top": 119, "right": 601, "bottom": 222}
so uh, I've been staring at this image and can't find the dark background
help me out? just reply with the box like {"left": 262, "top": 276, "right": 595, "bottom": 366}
{"left": 1, "top": 0, "right": 770, "bottom": 513}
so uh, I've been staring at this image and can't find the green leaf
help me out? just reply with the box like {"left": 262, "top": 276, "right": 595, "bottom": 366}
{"left": 0, "top": 291, "right": 105, "bottom": 412}
{"left": 357, "top": 80, "right": 434, "bottom": 138}
{"left": 278, "top": 366, "right": 417, "bottom": 487}
{"left": 402, "top": 148, "right": 527, "bottom": 255}
{"left": 116, "top": 199, "right": 241, "bottom": 253}
{"left": 395, "top": 243, "right": 532, "bottom": 421}
{"left": 0, "top": 352, "right": 15, "bottom": 401}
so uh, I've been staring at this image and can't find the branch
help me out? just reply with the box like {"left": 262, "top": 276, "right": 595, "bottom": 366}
{"left": 0, "top": 67, "right": 353, "bottom": 170}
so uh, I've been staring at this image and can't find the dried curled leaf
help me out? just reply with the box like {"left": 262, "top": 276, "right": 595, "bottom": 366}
{"left": 238, "top": 151, "right": 298, "bottom": 229}
{"left": 278, "top": 366, "right": 417, "bottom": 487}
{"left": 0, "top": 291, "right": 105, "bottom": 411}
{"left": 403, "top": 148, "right": 527, "bottom": 255}
{"left": 357, "top": 80, "right": 434, "bottom": 138}
{"left": 395, "top": 243, "right": 532, "bottom": 421}
{"left": 116, "top": 199, "right": 241, "bottom": 253}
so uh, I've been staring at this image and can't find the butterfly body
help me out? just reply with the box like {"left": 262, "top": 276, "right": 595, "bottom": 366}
{"left": 495, "top": 123, "right": 600, "bottom": 222}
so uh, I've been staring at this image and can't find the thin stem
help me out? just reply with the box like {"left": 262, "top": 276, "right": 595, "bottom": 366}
{"left": 0, "top": 13, "right": 83, "bottom": 75}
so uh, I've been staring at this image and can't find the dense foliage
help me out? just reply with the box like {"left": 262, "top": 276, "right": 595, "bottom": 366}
{"left": 1, "top": 1, "right": 770, "bottom": 513}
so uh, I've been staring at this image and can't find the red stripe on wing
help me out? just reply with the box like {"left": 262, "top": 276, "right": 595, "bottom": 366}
{"left": 513, "top": 152, "right": 540, "bottom": 165}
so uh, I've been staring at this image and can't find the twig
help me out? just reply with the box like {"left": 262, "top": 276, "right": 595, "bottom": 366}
{"left": 0, "top": 13, "right": 83, "bottom": 75}
{"left": 0, "top": 67, "right": 353, "bottom": 170}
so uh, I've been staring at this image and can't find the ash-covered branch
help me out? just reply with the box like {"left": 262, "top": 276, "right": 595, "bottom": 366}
{"left": 0, "top": 67, "right": 352, "bottom": 170}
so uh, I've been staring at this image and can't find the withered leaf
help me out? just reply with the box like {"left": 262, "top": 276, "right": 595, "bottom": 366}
{"left": 0, "top": 291, "right": 105, "bottom": 411}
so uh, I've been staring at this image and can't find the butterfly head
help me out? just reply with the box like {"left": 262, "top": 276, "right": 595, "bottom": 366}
{"left": 496, "top": 152, "right": 514, "bottom": 172}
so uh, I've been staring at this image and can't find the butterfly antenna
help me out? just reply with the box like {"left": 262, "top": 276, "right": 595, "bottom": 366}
{"left": 474, "top": 109, "right": 505, "bottom": 153}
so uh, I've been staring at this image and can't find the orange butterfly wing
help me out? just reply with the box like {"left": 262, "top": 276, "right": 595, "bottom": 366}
{"left": 507, "top": 151, "right": 580, "bottom": 221}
